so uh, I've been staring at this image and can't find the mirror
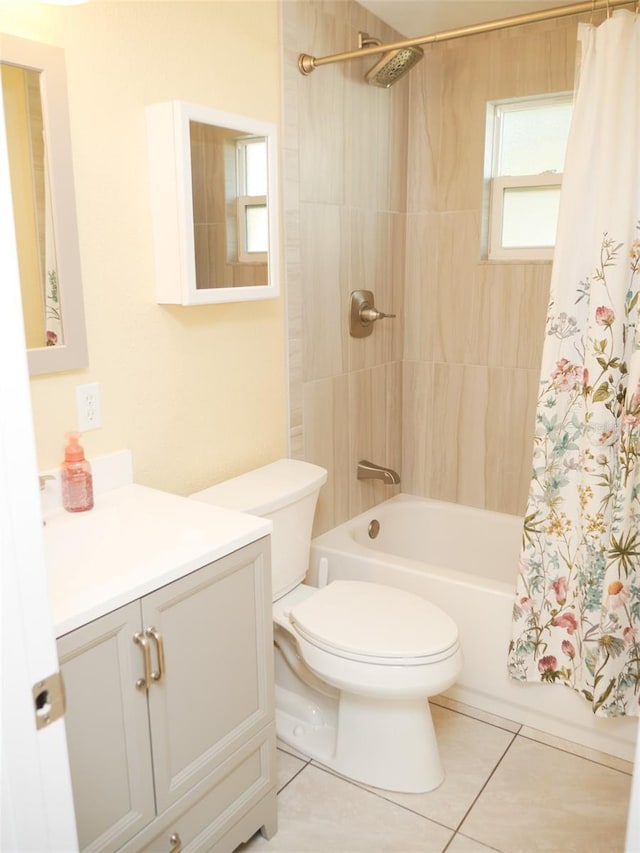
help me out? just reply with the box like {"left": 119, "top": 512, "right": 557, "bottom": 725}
{"left": 0, "top": 34, "right": 87, "bottom": 375}
{"left": 147, "top": 102, "right": 279, "bottom": 305}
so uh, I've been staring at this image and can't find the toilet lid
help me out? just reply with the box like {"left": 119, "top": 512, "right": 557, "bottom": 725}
{"left": 288, "top": 580, "right": 458, "bottom": 663}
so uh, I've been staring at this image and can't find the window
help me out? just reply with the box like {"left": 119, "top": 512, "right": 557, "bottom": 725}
{"left": 236, "top": 137, "right": 268, "bottom": 263}
{"left": 485, "top": 93, "right": 573, "bottom": 260}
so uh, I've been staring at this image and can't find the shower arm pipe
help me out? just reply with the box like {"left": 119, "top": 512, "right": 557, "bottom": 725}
{"left": 298, "top": 0, "right": 634, "bottom": 75}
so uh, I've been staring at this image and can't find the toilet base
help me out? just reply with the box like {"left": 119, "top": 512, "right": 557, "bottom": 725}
{"left": 275, "top": 685, "right": 444, "bottom": 794}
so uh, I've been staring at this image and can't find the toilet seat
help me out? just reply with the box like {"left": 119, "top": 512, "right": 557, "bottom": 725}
{"left": 286, "top": 580, "right": 459, "bottom": 666}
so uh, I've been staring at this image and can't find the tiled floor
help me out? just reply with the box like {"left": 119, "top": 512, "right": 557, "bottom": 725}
{"left": 238, "top": 697, "right": 634, "bottom": 853}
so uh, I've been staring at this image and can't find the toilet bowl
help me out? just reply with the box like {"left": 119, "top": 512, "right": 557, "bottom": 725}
{"left": 191, "top": 459, "right": 462, "bottom": 793}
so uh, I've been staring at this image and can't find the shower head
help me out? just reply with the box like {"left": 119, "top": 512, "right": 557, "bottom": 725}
{"left": 365, "top": 44, "right": 424, "bottom": 88}
{"left": 298, "top": 31, "right": 425, "bottom": 86}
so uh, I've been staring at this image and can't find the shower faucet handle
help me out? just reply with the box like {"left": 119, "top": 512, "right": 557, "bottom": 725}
{"left": 360, "top": 306, "right": 396, "bottom": 323}
{"left": 349, "top": 289, "right": 396, "bottom": 338}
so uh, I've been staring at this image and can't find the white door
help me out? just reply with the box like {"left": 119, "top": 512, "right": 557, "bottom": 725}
{"left": 0, "top": 81, "right": 78, "bottom": 852}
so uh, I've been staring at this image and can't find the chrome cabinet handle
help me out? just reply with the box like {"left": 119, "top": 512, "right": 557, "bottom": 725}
{"left": 169, "top": 832, "right": 182, "bottom": 852}
{"left": 133, "top": 633, "right": 152, "bottom": 691}
{"left": 145, "top": 626, "right": 166, "bottom": 683}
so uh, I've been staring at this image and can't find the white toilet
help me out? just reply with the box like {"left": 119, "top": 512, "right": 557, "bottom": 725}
{"left": 191, "top": 458, "right": 462, "bottom": 793}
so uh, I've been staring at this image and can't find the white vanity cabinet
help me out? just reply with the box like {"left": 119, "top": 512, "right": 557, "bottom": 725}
{"left": 57, "top": 537, "right": 276, "bottom": 853}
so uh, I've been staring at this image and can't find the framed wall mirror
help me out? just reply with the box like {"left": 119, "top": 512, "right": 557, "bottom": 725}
{"left": 146, "top": 101, "right": 279, "bottom": 305}
{"left": 0, "top": 34, "right": 88, "bottom": 376}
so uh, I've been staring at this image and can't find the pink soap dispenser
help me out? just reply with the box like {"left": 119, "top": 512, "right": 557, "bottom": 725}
{"left": 61, "top": 432, "right": 94, "bottom": 512}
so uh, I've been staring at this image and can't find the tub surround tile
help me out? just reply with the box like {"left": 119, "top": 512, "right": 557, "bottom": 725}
{"left": 385, "top": 360, "right": 403, "bottom": 481}
{"left": 469, "top": 263, "right": 551, "bottom": 371}
{"left": 239, "top": 763, "right": 454, "bottom": 852}
{"left": 304, "top": 375, "right": 350, "bottom": 536}
{"left": 397, "top": 9, "right": 588, "bottom": 518}
{"left": 483, "top": 367, "right": 538, "bottom": 516}
{"left": 430, "top": 364, "right": 489, "bottom": 509}
{"left": 282, "top": 0, "right": 409, "bottom": 503}
{"left": 348, "top": 210, "right": 404, "bottom": 373}
{"left": 487, "top": 17, "right": 584, "bottom": 100}
{"left": 406, "top": 45, "right": 441, "bottom": 215}
{"left": 429, "top": 363, "right": 537, "bottom": 515}
{"left": 401, "top": 361, "right": 434, "bottom": 498}
{"left": 343, "top": 11, "right": 409, "bottom": 214}
{"left": 386, "top": 79, "right": 410, "bottom": 214}
{"left": 300, "top": 203, "right": 348, "bottom": 382}
{"left": 459, "top": 735, "right": 632, "bottom": 853}
{"left": 403, "top": 213, "right": 438, "bottom": 364}
{"left": 435, "top": 36, "right": 491, "bottom": 213}
{"left": 296, "top": 8, "right": 346, "bottom": 206}
{"left": 348, "top": 364, "right": 402, "bottom": 519}
{"left": 431, "top": 211, "right": 482, "bottom": 367}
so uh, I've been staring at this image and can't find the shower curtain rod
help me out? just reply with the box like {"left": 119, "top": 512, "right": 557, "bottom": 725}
{"left": 298, "top": 0, "right": 635, "bottom": 75}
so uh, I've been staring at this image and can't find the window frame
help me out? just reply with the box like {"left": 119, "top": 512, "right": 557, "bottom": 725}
{"left": 488, "top": 172, "right": 562, "bottom": 261}
{"left": 485, "top": 92, "right": 573, "bottom": 262}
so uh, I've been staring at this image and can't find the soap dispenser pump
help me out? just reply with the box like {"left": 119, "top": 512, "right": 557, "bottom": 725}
{"left": 61, "top": 432, "right": 94, "bottom": 512}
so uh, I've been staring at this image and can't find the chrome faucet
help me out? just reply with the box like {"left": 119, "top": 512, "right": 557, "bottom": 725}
{"left": 357, "top": 460, "right": 400, "bottom": 485}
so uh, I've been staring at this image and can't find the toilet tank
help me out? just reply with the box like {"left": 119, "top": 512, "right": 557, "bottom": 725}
{"left": 190, "top": 459, "right": 327, "bottom": 600}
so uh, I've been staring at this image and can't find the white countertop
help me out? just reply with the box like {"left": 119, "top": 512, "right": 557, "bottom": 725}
{"left": 45, "top": 483, "right": 271, "bottom": 637}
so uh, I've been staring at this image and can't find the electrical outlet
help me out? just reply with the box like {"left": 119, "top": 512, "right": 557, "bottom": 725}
{"left": 76, "top": 382, "right": 101, "bottom": 432}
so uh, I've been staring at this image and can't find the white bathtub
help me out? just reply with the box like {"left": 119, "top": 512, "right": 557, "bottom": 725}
{"left": 308, "top": 493, "right": 637, "bottom": 762}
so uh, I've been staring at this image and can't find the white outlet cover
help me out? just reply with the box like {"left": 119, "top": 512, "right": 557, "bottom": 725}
{"left": 76, "top": 382, "right": 101, "bottom": 432}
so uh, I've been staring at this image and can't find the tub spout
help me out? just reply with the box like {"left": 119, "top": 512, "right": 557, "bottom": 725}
{"left": 357, "top": 460, "right": 400, "bottom": 485}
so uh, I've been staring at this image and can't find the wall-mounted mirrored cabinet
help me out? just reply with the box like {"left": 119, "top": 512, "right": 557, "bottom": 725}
{"left": 1, "top": 34, "right": 88, "bottom": 375}
{"left": 146, "top": 101, "right": 279, "bottom": 305}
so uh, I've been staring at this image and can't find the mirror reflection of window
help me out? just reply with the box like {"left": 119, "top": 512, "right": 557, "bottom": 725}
{"left": 236, "top": 137, "right": 268, "bottom": 261}
{"left": 2, "top": 63, "right": 63, "bottom": 347}
{"left": 189, "top": 121, "right": 269, "bottom": 290}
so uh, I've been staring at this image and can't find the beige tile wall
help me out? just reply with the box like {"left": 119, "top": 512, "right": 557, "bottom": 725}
{"left": 402, "top": 11, "right": 603, "bottom": 517}
{"left": 283, "top": 2, "right": 603, "bottom": 530}
{"left": 282, "top": 0, "right": 408, "bottom": 533}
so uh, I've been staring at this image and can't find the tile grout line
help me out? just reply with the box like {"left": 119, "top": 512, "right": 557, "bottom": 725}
{"left": 275, "top": 749, "right": 313, "bottom": 795}
{"left": 429, "top": 698, "right": 521, "bottom": 737}
{"left": 516, "top": 731, "right": 635, "bottom": 776}
{"left": 430, "top": 699, "right": 631, "bottom": 775}
{"left": 303, "top": 759, "right": 460, "bottom": 833}
{"left": 450, "top": 728, "right": 521, "bottom": 839}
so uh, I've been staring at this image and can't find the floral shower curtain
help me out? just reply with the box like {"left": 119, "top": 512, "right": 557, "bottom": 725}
{"left": 508, "top": 10, "right": 640, "bottom": 717}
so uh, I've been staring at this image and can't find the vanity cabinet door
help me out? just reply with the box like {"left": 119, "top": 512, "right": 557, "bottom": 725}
{"left": 142, "top": 537, "right": 274, "bottom": 814}
{"left": 57, "top": 601, "right": 155, "bottom": 852}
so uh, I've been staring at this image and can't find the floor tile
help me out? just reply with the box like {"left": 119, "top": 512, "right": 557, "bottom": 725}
{"left": 459, "top": 735, "right": 632, "bottom": 852}
{"left": 276, "top": 749, "right": 307, "bottom": 792}
{"left": 446, "top": 834, "right": 502, "bottom": 852}
{"left": 238, "top": 763, "right": 453, "bottom": 852}
{"left": 519, "top": 725, "right": 634, "bottom": 775}
{"left": 276, "top": 738, "right": 310, "bottom": 763}
{"left": 349, "top": 704, "right": 515, "bottom": 829}
{"left": 432, "top": 695, "right": 521, "bottom": 734}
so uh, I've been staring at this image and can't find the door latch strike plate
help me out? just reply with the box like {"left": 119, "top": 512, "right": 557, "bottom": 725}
{"left": 33, "top": 672, "right": 66, "bottom": 730}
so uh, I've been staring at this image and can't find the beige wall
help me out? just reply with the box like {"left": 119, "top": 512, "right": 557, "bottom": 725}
{"left": 282, "top": 0, "right": 408, "bottom": 535}
{"left": 403, "top": 12, "right": 600, "bottom": 517}
{"left": 1, "top": 0, "right": 286, "bottom": 496}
